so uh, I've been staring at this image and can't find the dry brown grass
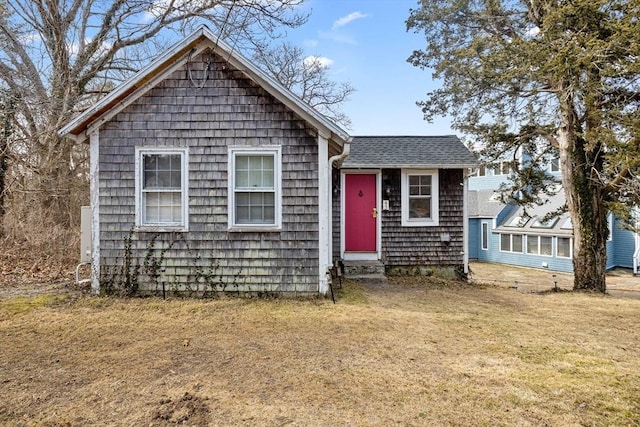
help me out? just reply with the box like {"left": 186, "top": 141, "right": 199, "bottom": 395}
{"left": 1, "top": 278, "right": 639, "bottom": 426}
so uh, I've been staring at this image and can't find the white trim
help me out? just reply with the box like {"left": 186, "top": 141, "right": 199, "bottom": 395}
{"left": 462, "top": 169, "right": 469, "bottom": 274}
{"left": 556, "top": 236, "right": 573, "bottom": 259}
{"left": 135, "top": 147, "right": 189, "bottom": 231}
{"left": 89, "top": 130, "right": 100, "bottom": 294}
{"left": 499, "top": 233, "right": 524, "bottom": 253}
{"left": 525, "top": 234, "right": 554, "bottom": 257}
{"left": 481, "top": 222, "right": 489, "bottom": 251}
{"left": 227, "top": 146, "right": 282, "bottom": 231}
{"left": 340, "top": 170, "right": 381, "bottom": 261}
{"left": 318, "top": 135, "right": 330, "bottom": 295}
{"left": 401, "top": 169, "right": 439, "bottom": 227}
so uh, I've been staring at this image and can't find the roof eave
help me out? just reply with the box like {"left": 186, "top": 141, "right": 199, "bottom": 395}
{"left": 342, "top": 163, "right": 478, "bottom": 169}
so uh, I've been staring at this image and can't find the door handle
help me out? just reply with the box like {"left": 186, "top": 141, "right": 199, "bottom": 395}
{"left": 372, "top": 207, "right": 378, "bottom": 218}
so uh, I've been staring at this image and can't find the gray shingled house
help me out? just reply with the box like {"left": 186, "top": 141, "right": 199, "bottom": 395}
{"left": 60, "top": 26, "right": 477, "bottom": 297}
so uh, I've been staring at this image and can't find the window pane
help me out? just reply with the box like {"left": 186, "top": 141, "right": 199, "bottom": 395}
{"left": 501, "top": 234, "right": 511, "bottom": 251}
{"left": 526, "top": 235, "right": 538, "bottom": 254}
{"left": 143, "top": 191, "right": 181, "bottom": 224}
{"left": 236, "top": 155, "right": 274, "bottom": 189}
{"left": 143, "top": 154, "right": 181, "bottom": 189}
{"left": 481, "top": 223, "right": 488, "bottom": 249}
{"left": 409, "top": 197, "right": 431, "bottom": 219}
{"left": 557, "top": 237, "right": 571, "bottom": 258}
{"left": 513, "top": 234, "right": 523, "bottom": 252}
{"left": 540, "top": 236, "right": 552, "bottom": 255}
{"left": 235, "top": 191, "right": 275, "bottom": 224}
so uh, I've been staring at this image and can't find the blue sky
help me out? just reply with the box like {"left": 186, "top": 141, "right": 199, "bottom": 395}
{"left": 285, "top": 0, "right": 456, "bottom": 136}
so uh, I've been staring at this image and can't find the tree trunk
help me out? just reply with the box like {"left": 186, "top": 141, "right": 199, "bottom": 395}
{"left": 557, "top": 91, "right": 608, "bottom": 292}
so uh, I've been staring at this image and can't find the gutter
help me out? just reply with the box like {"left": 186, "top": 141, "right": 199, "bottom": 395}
{"left": 327, "top": 139, "right": 352, "bottom": 264}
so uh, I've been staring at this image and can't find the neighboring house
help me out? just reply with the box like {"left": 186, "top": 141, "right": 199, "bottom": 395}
{"left": 468, "top": 155, "right": 640, "bottom": 274}
{"left": 60, "top": 26, "right": 477, "bottom": 297}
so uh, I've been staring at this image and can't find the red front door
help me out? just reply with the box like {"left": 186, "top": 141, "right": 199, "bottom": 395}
{"left": 345, "top": 174, "right": 377, "bottom": 252}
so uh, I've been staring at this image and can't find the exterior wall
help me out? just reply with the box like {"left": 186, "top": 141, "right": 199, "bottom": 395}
{"left": 97, "top": 50, "right": 320, "bottom": 296}
{"left": 380, "top": 169, "right": 464, "bottom": 270}
{"left": 468, "top": 219, "right": 480, "bottom": 260}
{"left": 610, "top": 218, "right": 636, "bottom": 269}
{"left": 474, "top": 220, "right": 573, "bottom": 272}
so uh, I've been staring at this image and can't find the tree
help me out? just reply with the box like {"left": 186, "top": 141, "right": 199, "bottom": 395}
{"left": 407, "top": 0, "right": 640, "bottom": 292}
{"left": 0, "top": 0, "right": 306, "bottom": 229}
{"left": 252, "top": 42, "right": 355, "bottom": 129}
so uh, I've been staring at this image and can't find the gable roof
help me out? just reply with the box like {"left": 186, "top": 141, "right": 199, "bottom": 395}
{"left": 468, "top": 189, "right": 506, "bottom": 218}
{"left": 59, "top": 25, "right": 350, "bottom": 146}
{"left": 342, "top": 135, "right": 477, "bottom": 169}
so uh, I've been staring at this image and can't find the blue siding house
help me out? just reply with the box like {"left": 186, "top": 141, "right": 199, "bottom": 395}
{"left": 468, "top": 157, "right": 640, "bottom": 274}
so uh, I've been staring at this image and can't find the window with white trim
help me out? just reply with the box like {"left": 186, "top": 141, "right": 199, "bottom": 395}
{"left": 481, "top": 222, "right": 489, "bottom": 250}
{"left": 526, "top": 235, "right": 552, "bottom": 256}
{"left": 500, "top": 233, "right": 523, "bottom": 253}
{"left": 401, "top": 169, "right": 439, "bottom": 226}
{"left": 557, "top": 237, "right": 572, "bottom": 258}
{"left": 135, "top": 147, "right": 189, "bottom": 230}
{"left": 228, "top": 146, "right": 281, "bottom": 230}
{"left": 550, "top": 157, "right": 560, "bottom": 173}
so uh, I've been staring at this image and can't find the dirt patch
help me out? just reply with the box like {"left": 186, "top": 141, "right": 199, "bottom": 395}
{"left": 152, "top": 392, "right": 211, "bottom": 425}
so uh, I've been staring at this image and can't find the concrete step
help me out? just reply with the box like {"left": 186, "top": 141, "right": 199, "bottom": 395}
{"left": 341, "top": 260, "right": 386, "bottom": 280}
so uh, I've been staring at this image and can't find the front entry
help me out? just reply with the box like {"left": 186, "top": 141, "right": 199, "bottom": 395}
{"left": 344, "top": 173, "right": 378, "bottom": 255}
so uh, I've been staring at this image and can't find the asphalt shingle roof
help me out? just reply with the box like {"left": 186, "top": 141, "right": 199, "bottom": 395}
{"left": 342, "top": 135, "right": 478, "bottom": 168}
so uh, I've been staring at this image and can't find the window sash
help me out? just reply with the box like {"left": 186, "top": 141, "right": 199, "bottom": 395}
{"left": 401, "top": 169, "right": 438, "bottom": 226}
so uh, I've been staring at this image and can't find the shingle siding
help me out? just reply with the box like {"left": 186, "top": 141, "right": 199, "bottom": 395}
{"left": 98, "top": 50, "right": 320, "bottom": 296}
{"left": 381, "top": 169, "right": 464, "bottom": 268}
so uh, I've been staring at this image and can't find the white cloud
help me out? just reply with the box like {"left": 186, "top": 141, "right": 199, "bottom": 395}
{"left": 332, "top": 11, "right": 368, "bottom": 30}
{"left": 303, "top": 55, "right": 334, "bottom": 70}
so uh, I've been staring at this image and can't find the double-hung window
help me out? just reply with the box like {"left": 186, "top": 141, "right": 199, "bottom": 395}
{"left": 229, "top": 146, "right": 281, "bottom": 230}
{"left": 401, "top": 169, "right": 439, "bottom": 226}
{"left": 135, "top": 147, "right": 189, "bottom": 230}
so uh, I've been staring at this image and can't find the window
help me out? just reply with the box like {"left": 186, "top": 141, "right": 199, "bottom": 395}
{"left": 481, "top": 222, "right": 489, "bottom": 250}
{"left": 477, "top": 164, "right": 486, "bottom": 177}
{"left": 228, "top": 146, "right": 281, "bottom": 230}
{"left": 500, "top": 233, "right": 523, "bottom": 253}
{"left": 608, "top": 213, "right": 614, "bottom": 241}
{"left": 531, "top": 217, "right": 558, "bottom": 228}
{"left": 550, "top": 158, "right": 560, "bottom": 172}
{"left": 506, "top": 215, "right": 527, "bottom": 227}
{"left": 557, "top": 237, "right": 572, "bottom": 258}
{"left": 135, "top": 147, "right": 188, "bottom": 230}
{"left": 526, "top": 235, "right": 552, "bottom": 256}
{"left": 401, "top": 169, "right": 439, "bottom": 226}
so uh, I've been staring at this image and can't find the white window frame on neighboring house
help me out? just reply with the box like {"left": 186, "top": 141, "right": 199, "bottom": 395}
{"left": 556, "top": 236, "right": 573, "bottom": 258}
{"left": 228, "top": 146, "right": 282, "bottom": 231}
{"left": 401, "top": 169, "right": 439, "bottom": 227}
{"left": 481, "top": 222, "right": 489, "bottom": 250}
{"left": 135, "top": 147, "right": 189, "bottom": 231}
{"left": 526, "top": 235, "right": 553, "bottom": 256}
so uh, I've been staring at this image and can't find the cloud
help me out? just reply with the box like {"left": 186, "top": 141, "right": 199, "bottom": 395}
{"left": 303, "top": 39, "right": 319, "bottom": 48}
{"left": 303, "top": 55, "right": 334, "bottom": 70}
{"left": 332, "top": 11, "right": 368, "bottom": 30}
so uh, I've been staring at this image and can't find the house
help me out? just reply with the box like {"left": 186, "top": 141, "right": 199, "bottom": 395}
{"left": 60, "top": 26, "right": 477, "bottom": 297}
{"left": 468, "top": 153, "right": 640, "bottom": 274}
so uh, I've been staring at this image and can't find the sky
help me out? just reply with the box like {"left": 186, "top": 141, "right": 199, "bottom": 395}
{"left": 284, "top": 0, "right": 456, "bottom": 137}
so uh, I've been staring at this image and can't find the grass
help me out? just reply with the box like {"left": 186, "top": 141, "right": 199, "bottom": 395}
{"left": 1, "top": 278, "right": 639, "bottom": 426}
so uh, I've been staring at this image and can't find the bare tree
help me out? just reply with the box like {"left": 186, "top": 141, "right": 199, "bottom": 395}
{"left": 0, "top": 0, "right": 306, "bottom": 229}
{"left": 252, "top": 42, "right": 355, "bottom": 129}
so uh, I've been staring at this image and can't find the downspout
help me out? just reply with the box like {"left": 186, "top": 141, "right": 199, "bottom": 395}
{"left": 462, "top": 168, "right": 469, "bottom": 275}
{"left": 328, "top": 139, "right": 352, "bottom": 265}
